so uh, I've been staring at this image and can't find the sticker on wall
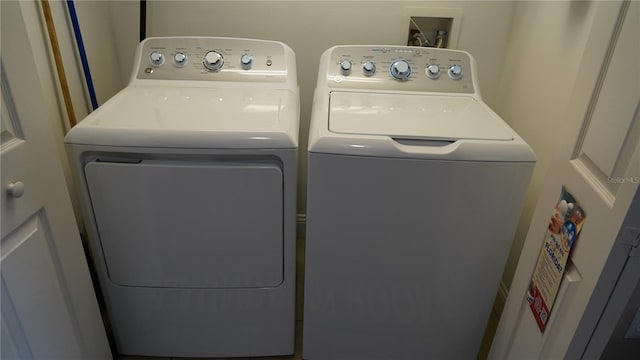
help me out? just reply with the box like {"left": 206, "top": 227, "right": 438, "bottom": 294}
{"left": 527, "top": 187, "right": 586, "bottom": 332}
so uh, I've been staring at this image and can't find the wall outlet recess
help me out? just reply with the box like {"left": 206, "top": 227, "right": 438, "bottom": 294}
{"left": 404, "top": 7, "right": 462, "bottom": 49}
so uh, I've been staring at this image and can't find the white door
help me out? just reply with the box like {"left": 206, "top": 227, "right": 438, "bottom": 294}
{"left": 1, "top": 1, "right": 111, "bottom": 359}
{"left": 489, "top": 1, "right": 639, "bottom": 358}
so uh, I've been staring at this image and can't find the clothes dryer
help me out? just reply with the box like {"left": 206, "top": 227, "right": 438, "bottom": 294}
{"left": 65, "top": 37, "right": 298, "bottom": 357}
{"left": 303, "top": 45, "right": 535, "bottom": 359}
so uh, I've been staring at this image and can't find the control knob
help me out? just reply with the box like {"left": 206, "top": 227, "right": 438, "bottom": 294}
{"left": 362, "top": 60, "right": 376, "bottom": 76}
{"left": 426, "top": 64, "right": 440, "bottom": 79}
{"left": 448, "top": 64, "right": 463, "bottom": 80}
{"left": 390, "top": 60, "right": 411, "bottom": 80}
{"left": 173, "top": 52, "right": 187, "bottom": 67}
{"left": 203, "top": 51, "right": 224, "bottom": 71}
{"left": 149, "top": 51, "right": 164, "bottom": 67}
{"left": 339, "top": 59, "right": 352, "bottom": 75}
{"left": 240, "top": 54, "right": 253, "bottom": 70}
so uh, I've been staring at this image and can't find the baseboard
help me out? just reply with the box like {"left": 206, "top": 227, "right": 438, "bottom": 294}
{"left": 296, "top": 213, "right": 306, "bottom": 240}
{"left": 494, "top": 281, "right": 509, "bottom": 318}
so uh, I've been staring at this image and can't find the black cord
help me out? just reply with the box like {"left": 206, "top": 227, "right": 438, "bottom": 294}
{"left": 140, "top": 0, "right": 147, "bottom": 41}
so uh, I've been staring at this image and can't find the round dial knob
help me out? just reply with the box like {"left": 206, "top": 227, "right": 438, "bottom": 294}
{"left": 203, "top": 51, "right": 224, "bottom": 71}
{"left": 149, "top": 51, "right": 164, "bottom": 67}
{"left": 426, "top": 64, "right": 440, "bottom": 79}
{"left": 339, "top": 59, "right": 352, "bottom": 75}
{"left": 362, "top": 60, "right": 376, "bottom": 76}
{"left": 390, "top": 60, "right": 411, "bottom": 80}
{"left": 240, "top": 54, "right": 253, "bottom": 70}
{"left": 173, "top": 52, "right": 187, "bottom": 67}
{"left": 448, "top": 64, "right": 463, "bottom": 80}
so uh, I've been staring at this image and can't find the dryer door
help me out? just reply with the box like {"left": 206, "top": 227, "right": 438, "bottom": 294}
{"left": 84, "top": 159, "right": 283, "bottom": 289}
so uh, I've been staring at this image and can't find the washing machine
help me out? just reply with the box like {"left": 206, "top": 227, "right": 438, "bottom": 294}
{"left": 303, "top": 45, "right": 536, "bottom": 359}
{"left": 65, "top": 37, "right": 298, "bottom": 357}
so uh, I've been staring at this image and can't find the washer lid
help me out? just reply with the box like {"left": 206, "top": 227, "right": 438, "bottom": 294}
{"left": 329, "top": 92, "right": 514, "bottom": 141}
{"left": 65, "top": 86, "right": 298, "bottom": 148}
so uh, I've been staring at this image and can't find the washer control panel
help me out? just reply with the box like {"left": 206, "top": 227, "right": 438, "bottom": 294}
{"left": 326, "top": 46, "right": 474, "bottom": 93}
{"left": 135, "top": 37, "right": 291, "bottom": 83}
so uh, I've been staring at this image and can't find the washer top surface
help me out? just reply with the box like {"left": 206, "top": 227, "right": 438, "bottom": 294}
{"left": 65, "top": 37, "right": 299, "bottom": 149}
{"left": 329, "top": 92, "right": 514, "bottom": 142}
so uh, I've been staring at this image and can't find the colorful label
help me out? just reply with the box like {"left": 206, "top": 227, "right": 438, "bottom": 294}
{"left": 527, "top": 187, "right": 586, "bottom": 332}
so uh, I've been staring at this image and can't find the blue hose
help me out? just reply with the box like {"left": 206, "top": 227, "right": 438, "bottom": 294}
{"left": 66, "top": 0, "right": 98, "bottom": 110}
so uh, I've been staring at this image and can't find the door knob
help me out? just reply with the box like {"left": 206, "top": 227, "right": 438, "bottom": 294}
{"left": 7, "top": 181, "right": 25, "bottom": 198}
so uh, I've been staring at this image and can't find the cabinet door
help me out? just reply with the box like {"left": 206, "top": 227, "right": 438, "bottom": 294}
{"left": 1, "top": 1, "right": 111, "bottom": 359}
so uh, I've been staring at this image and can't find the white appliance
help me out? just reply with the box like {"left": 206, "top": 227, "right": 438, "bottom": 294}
{"left": 65, "top": 37, "right": 299, "bottom": 357}
{"left": 303, "top": 45, "right": 536, "bottom": 359}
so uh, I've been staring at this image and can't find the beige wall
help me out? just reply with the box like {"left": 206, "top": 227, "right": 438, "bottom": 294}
{"left": 107, "top": 0, "right": 140, "bottom": 85}
{"left": 492, "top": 0, "right": 600, "bottom": 291}
{"left": 74, "top": 0, "right": 124, "bottom": 106}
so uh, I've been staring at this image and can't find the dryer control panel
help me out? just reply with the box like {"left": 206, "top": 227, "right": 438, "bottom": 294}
{"left": 325, "top": 46, "right": 475, "bottom": 93}
{"left": 132, "top": 37, "right": 295, "bottom": 85}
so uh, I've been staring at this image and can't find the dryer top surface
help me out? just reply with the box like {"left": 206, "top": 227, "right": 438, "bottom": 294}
{"left": 65, "top": 86, "right": 299, "bottom": 149}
